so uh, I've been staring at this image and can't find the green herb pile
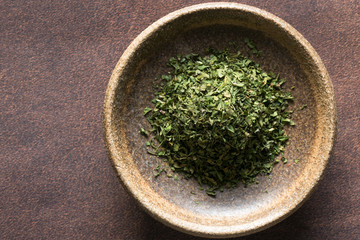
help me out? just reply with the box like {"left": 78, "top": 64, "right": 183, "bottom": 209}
{"left": 143, "top": 43, "right": 294, "bottom": 196}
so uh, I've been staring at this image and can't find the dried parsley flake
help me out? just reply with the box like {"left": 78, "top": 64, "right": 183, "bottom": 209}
{"left": 144, "top": 45, "right": 294, "bottom": 196}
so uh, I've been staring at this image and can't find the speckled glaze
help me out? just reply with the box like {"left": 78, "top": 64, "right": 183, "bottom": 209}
{"left": 103, "top": 2, "right": 336, "bottom": 238}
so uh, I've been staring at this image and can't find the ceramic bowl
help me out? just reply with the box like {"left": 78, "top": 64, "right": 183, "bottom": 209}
{"left": 103, "top": 2, "right": 336, "bottom": 238}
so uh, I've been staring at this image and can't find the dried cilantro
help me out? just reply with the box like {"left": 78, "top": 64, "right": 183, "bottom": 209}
{"left": 143, "top": 45, "right": 294, "bottom": 196}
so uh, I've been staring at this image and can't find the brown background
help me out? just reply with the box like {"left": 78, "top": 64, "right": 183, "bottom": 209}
{"left": 1, "top": 0, "right": 359, "bottom": 239}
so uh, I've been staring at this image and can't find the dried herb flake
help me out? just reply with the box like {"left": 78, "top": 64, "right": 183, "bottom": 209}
{"left": 143, "top": 43, "right": 294, "bottom": 196}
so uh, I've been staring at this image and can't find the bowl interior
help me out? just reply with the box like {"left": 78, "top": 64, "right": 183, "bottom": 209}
{"left": 122, "top": 24, "right": 316, "bottom": 214}
{"left": 105, "top": 4, "right": 335, "bottom": 237}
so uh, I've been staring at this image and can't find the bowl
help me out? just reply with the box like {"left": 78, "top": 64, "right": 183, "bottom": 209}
{"left": 103, "top": 2, "right": 336, "bottom": 238}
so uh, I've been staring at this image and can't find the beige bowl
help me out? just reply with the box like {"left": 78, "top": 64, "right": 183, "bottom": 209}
{"left": 103, "top": 2, "right": 336, "bottom": 238}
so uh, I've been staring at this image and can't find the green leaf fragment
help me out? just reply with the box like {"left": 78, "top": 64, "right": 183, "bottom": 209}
{"left": 206, "top": 189, "right": 217, "bottom": 197}
{"left": 143, "top": 107, "right": 152, "bottom": 115}
{"left": 140, "top": 128, "right": 149, "bottom": 137}
{"left": 300, "top": 104, "right": 307, "bottom": 110}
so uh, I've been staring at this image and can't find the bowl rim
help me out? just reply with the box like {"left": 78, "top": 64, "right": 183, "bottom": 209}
{"left": 103, "top": 2, "right": 336, "bottom": 238}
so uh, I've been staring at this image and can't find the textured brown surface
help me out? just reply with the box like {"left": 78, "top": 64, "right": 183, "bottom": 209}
{"left": 0, "top": 0, "right": 359, "bottom": 239}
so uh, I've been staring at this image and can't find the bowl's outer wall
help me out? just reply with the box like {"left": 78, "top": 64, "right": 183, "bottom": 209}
{"left": 103, "top": 2, "right": 336, "bottom": 238}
